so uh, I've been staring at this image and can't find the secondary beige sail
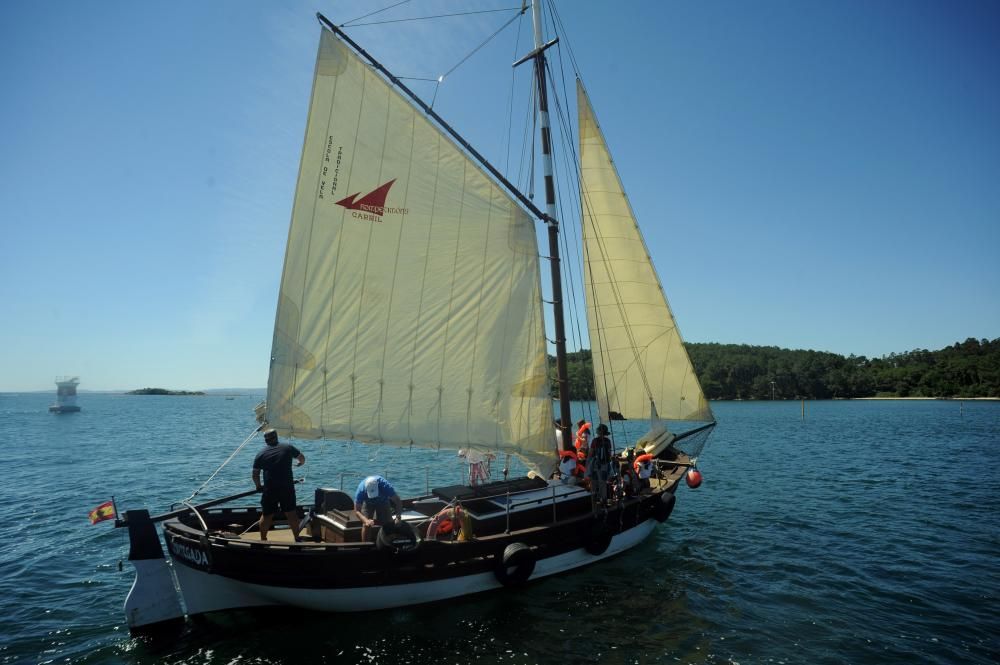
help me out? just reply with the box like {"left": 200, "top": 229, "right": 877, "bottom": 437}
{"left": 265, "top": 28, "right": 553, "bottom": 470}
{"left": 578, "top": 81, "right": 713, "bottom": 424}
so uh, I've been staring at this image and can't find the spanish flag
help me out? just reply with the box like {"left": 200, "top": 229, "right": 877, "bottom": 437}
{"left": 88, "top": 500, "right": 116, "bottom": 524}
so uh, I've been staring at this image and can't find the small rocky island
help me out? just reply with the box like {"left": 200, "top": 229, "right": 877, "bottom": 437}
{"left": 127, "top": 388, "right": 205, "bottom": 396}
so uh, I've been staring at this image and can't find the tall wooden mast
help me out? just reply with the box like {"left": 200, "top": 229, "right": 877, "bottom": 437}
{"left": 521, "top": 0, "right": 572, "bottom": 451}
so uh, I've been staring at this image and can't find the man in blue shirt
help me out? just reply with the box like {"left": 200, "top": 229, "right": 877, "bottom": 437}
{"left": 354, "top": 475, "right": 403, "bottom": 542}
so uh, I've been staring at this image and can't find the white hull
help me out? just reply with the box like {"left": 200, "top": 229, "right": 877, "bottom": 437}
{"left": 172, "top": 519, "right": 657, "bottom": 617}
{"left": 124, "top": 558, "right": 185, "bottom": 628}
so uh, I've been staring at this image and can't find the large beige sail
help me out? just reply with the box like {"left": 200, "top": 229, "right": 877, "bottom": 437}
{"left": 578, "top": 81, "right": 713, "bottom": 424}
{"left": 265, "top": 28, "right": 553, "bottom": 469}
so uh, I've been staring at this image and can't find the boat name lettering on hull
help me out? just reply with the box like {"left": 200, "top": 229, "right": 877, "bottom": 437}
{"left": 169, "top": 539, "right": 210, "bottom": 569}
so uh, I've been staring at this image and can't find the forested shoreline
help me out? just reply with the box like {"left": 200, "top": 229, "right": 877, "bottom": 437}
{"left": 553, "top": 338, "right": 1000, "bottom": 400}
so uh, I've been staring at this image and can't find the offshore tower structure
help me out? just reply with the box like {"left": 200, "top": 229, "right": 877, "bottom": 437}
{"left": 49, "top": 376, "right": 82, "bottom": 413}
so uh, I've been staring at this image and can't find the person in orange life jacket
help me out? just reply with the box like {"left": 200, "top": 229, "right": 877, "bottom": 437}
{"left": 355, "top": 475, "right": 403, "bottom": 542}
{"left": 252, "top": 429, "right": 305, "bottom": 541}
{"left": 558, "top": 449, "right": 585, "bottom": 485}
{"left": 574, "top": 420, "right": 591, "bottom": 461}
{"left": 587, "top": 423, "right": 614, "bottom": 503}
{"left": 634, "top": 449, "right": 656, "bottom": 493}
{"left": 635, "top": 448, "right": 656, "bottom": 490}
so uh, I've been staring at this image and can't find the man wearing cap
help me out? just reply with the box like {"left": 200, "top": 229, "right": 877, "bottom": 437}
{"left": 355, "top": 475, "right": 403, "bottom": 542}
{"left": 252, "top": 428, "right": 305, "bottom": 541}
{"left": 587, "top": 423, "right": 614, "bottom": 505}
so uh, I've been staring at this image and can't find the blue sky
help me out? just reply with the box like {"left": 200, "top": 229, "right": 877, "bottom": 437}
{"left": 1, "top": 0, "right": 997, "bottom": 392}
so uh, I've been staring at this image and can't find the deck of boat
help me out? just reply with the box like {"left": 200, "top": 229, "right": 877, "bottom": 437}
{"left": 237, "top": 526, "right": 300, "bottom": 543}
{"left": 225, "top": 455, "right": 690, "bottom": 547}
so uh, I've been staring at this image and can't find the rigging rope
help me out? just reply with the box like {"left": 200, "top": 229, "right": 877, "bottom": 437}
{"left": 522, "top": 81, "right": 537, "bottom": 199}
{"left": 343, "top": 5, "right": 525, "bottom": 115}
{"left": 568, "top": 72, "right": 659, "bottom": 420}
{"left": 179, "top": 425, "right": 263, "bottom": 505}
{"left": 428, "top": 10, "right": 523, "bottom": 109}
{"left": 579, "top": 146, "right": 658, "bottom": 423}
{"left": 539, "top": 18, "right": 634, "bottom": 443}
{"left": 341, "top": 0, "right": 412, "bottom": 27}
{"left": 315, "top": 2, "right": 671, "bottom": 459}
{"left": 503, "top": 9, "right": 526, "bottom": 175}
{"left": 547, "top": 1, "right": 581, "bottom": 75}
{"left": 439, "top": 10, "right": 525, "bottom": 82}
{"left": 551, "top": 1, "right": 698, "bottom": 428}
{"left": 545, "top": 53, "right": 596, "bottom": 431}
{"left": 343, "top": 6, "right": 523, "bottom": 28}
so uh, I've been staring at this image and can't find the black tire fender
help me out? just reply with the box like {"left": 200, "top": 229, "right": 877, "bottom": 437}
{"left": 655, "top": 493, "right": 676, "bottom": 523}
{"left": 494, "top": 542, "right": 535, "bottom": 586}
{"left": 376, "top": 521, "right": 420, "bottom": 553}
{"left": 585, "top": 521, "right": 613, "bottom": 555}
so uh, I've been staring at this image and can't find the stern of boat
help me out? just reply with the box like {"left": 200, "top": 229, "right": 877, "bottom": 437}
{"left": 120, "top": 509, "right": 186, "bottom": 634}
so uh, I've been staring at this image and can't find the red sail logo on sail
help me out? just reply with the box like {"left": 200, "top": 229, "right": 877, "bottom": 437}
{"left": 335, "top": 179, "right": 408, "bottom": 222}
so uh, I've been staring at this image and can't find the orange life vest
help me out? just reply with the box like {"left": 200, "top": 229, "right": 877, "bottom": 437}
{"left": 559, "top": 449, "right": 585, "bottom": 477}
{"left": 574, "top": 422, "right": 591, "bottom": 451}
{"left": 634, "top": 453, "right": 654, "bottom": 479}
{"left": 427, "top": 505, "right": 464, "bottom": 540}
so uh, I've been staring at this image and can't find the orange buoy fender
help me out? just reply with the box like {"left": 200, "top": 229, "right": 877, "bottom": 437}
{"left": 685, "top": 469, "right": 703, "bottom": 488}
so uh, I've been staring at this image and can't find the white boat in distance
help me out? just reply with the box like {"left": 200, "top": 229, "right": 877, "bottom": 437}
{"left": 49, "top": 376, "right": 81, "bottom": 413}
{"left": 118, "top": 3, "right": 716, "bottom": 632}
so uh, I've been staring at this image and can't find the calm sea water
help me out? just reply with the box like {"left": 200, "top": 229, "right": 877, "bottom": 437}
{"left": 0, "top": 393, "right": 997, "bottom": 664}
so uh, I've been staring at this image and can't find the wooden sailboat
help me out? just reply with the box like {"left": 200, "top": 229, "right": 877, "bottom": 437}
{"left": 118, "top": 4, "right": 715, "bottom": 633}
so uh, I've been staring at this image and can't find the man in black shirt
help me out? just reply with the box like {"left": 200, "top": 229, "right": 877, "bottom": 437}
{"left": 252, "top": 429, "right": 305, "bottom": 541}
{"left": 587, "top": 423, "right": 613, "bottom": 505}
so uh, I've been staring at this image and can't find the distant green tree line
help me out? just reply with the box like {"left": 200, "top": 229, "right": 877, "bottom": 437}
{"left": 551, "top": 337, "right": 1000, "bottom": 400}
